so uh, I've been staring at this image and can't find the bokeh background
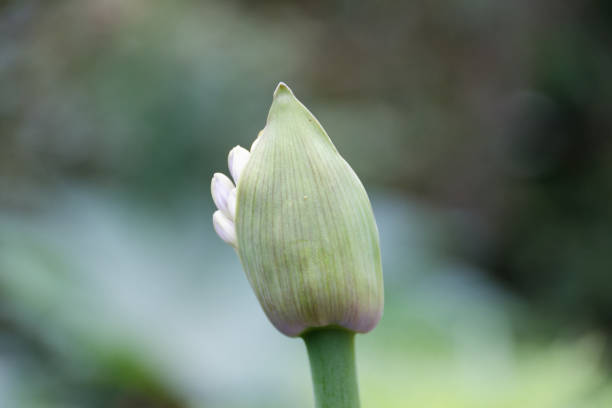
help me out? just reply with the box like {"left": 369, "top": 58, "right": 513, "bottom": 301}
{"left": 1, "top": 0, "right": 612, "bottom": 407}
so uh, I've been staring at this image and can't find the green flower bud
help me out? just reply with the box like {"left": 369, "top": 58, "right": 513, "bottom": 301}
{"left": 213, "top": 83, "right": 383, "bottom": 337}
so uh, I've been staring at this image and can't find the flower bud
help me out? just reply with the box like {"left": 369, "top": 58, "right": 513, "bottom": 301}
{"left": 212, "top": 210, "right": 237, "bottom": 248}
{"left": 211, "top": 173, "right": 235, "bottom": 219}
{"left": 230, "top": 83, "right": 384, "bottom": 337}
{"left": 228, "top": 146, "right": 250, "bottom": 184}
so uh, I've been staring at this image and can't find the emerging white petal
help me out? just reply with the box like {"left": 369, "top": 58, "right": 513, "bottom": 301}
{"left": 211, "top": 173, "right": 235, "bottom": 219}
{"left": 213, "top": 210, "right": 237, "bottom": 248}
{"left": 250, "top": 129, "right": 264, "bottom": 152}
{"left": 228, "top": 145, "right": 250, "bottom": 184}
{"left": 227, "top": 188, "right": 237, "bottom": 220}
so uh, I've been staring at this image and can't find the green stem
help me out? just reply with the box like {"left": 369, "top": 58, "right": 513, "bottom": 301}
{"left": 302, "top": 328, "right": 360, "bottom": 408}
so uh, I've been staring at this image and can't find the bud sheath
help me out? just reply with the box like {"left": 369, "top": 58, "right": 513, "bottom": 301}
{"left": 235, "top": 84, "right": 383, "bottom": 337}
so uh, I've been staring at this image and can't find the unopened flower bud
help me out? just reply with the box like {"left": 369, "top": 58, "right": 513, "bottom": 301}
{"left": 212, "top": 210, "right": 237, "bottom": 248}
{"left": 211, "top": 173, "right": 235, "bottom": 219}
{"left": 228, "top": 146, "right": 250, "bottom": 184}
{"left": 212, "top": 83, "right": 383, "bottom": 337}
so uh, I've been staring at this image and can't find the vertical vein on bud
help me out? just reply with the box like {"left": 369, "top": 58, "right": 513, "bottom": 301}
{"left": 286, "top": 127, "right": 308, "bottom": 325}
{"left": 307, "top": 142, "right": 339, "bottom": 325}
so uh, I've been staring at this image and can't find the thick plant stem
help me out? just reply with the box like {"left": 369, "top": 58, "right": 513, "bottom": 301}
{"left": 302, "top": 328, "right": 360, "bottom": 408}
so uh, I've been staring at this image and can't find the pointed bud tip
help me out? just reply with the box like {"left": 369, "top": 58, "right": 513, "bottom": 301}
{"left": 269, "top": 82, "right": 302, "bottom": 121}
{"left": 273, "top": 82, "right": 294, "bottom": 99}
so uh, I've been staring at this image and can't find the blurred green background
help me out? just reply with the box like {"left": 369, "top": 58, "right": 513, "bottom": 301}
{"left": 1, "top": 0, "right": 612, "bottom": 407}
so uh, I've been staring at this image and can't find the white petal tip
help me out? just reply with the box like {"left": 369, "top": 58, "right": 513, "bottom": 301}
{"left": 213, "top": 210, "right": 237, "bottom": 248}
{"left": 211, "top": 173, "right": 235, "bottom": 219}
{"left": 228, "top": 145, "right": 251, "bottom": 184}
